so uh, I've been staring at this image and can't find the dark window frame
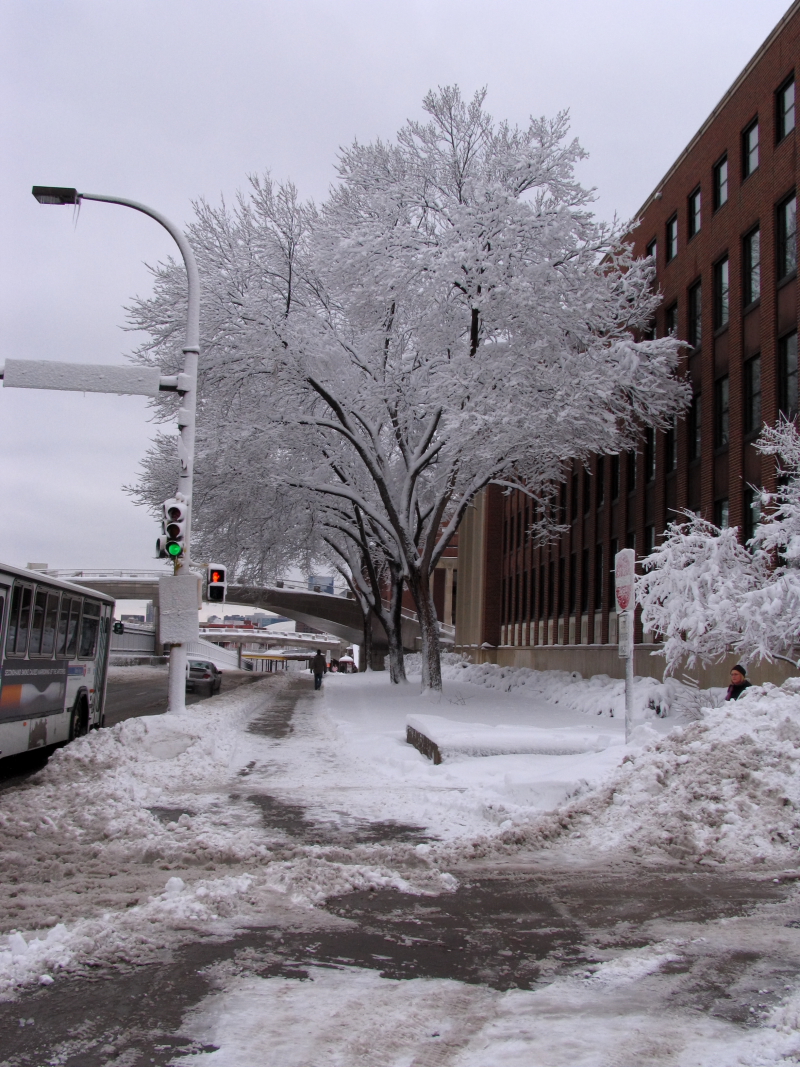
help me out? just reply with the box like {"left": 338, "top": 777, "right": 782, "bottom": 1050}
{"left": 688, "top": 280, "right": 702, "bottom": 349}
{"left": 665, "top": 302, "right": 678, "bottom": 337}
{"left": 713, "top": 255, "right": 730, "bottom": 330}
{"left": 779, "top": 330, "right": 798, "bottom": 420}
{"left": 744, "top": 354, "right": 762, "bottom": 437}
{"left": 776, "top": 74, "right": 795, "bottom": 143}
{"left": 714, "top": 375, "right": 730, "bottom": 450}
{"left": 688, "top": 186, "right": 702, "bottom": 239}
{"left": 743, "top": 225, "right": 761, "bottom": 307}
{"left": 777, "top": 192, "right": 797, "bottom": 282}
{"left": 665, "top": 214, "right": 678, "bottom": 262}
{"left": 742, "top": 117, "right": 759, "bottom": 180}
{"left": 689, "top": 394, "right": 702, "bottom": 463}
{"left": 714, "top": 498, "right": 730, "bottom": 529}
{"left": 713, "top": 154, "right": 729, "bottom": 211}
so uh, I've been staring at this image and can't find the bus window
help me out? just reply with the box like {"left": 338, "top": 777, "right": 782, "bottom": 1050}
{"left": 79, "top": 601, "right": 101, "bottom": 658}
{"left": 41, "top": 593, "right": 60, "bottom": 657}
{"left": 57, "top": 598, "right": 81, "bottom": 659}
{"left": 29, "top": 590, "right": 47, "bottom": 655}
{"left": 5, "top": 584, "right": 33, "bottom": 657}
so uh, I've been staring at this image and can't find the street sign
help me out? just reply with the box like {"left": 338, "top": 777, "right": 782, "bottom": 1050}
{"left": 618, "top": 610, "right": 630, "bottom": 658}
{"left": 615, "top": 548, "right": 636, "bottom": 613}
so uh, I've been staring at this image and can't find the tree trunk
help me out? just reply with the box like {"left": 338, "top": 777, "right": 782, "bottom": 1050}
{"left": 386, "top": 569, "right": 407, "bottom": 684}
{"left": 361, "top": 605, "right": 373, "bottom": 672}
{"left": 407, "top": 568, "right": 442, "bottom": 690}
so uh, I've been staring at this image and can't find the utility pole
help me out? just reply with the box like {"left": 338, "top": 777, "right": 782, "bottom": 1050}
{"left": 1, "top": 186, "right": 201, "bottom": 713}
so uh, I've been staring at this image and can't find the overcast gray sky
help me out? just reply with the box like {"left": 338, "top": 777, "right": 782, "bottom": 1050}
{"left": 0, "top": 0, "right": 792, "bottom": 573}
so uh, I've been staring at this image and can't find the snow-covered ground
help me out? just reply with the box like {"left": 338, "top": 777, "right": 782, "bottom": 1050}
{"left": 3, "top": 662, "right": 800, "bottom": 1064}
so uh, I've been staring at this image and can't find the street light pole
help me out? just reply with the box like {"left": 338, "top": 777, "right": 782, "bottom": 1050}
{"left": 31, "top": 187, "right": 199, "bottom": 713}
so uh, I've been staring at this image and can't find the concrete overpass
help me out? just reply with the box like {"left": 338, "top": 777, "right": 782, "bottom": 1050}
{"left": 44, "top": 570, "right": 454, "bottom": 660}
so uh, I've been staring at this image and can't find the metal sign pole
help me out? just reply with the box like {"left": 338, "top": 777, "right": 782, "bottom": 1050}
{"left": 615, "top": 548, "right": 636, "bottom": 744}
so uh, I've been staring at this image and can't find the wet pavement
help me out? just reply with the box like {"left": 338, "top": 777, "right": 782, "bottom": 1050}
{"left": 3, "top": 674, "right": 800, "bottom": 1065}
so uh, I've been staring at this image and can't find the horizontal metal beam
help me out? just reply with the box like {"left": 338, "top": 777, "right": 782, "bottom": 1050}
{"left": 0, "top": 359, "right": 182, "bottom": 396}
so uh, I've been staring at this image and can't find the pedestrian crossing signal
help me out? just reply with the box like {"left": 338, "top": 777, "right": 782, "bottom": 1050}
{"left": 207, "top": 564, "right": 227, "bottom": 603}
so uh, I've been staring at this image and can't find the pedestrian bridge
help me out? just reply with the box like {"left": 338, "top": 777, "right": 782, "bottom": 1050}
{"left": 45, "top": 569, "right": 454, "bottom": 653}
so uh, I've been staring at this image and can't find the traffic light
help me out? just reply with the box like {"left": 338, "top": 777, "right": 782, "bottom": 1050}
{"left": 156, "top": 498, "right": 187, "bottom": 559}
{"left": 207, "top": 564, "right": 227, "bottom": 603}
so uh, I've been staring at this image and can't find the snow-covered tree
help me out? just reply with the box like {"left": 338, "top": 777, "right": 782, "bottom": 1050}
{"left": 637, "top": 419, "right": 800, "bottom": 673}
{"left": 130, "top": 88, "right": 688, "bottom": 690}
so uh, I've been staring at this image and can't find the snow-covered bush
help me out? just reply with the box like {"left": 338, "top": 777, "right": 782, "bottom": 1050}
{"left": 637, "top": 420, "right": 800, "bottom": 674}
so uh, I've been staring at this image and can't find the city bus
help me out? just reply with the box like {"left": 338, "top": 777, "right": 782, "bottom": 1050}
{"left": 0, "top": 563, "right": 115, "bottom": 760}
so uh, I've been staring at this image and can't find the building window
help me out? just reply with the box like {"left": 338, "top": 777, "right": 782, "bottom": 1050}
{"left": 744, "top": 356, "right": 762, "bottom": 435}
{"left": 715, "top": 499, "right": 730, "bottom": 529}
{"left": 611, "top": 455, "right": 620, "bottom": 500}
{"left": 688, "top": 282, "right": 702, "bottom": 348}
{"left": 538, "top": 563, "right": 545, "bottom": 618}
{"left": 646, "top": 237, "right": 657, "bottom": 268}
{"left": 780, "top": 331, "right": 798, "bottom": 419}
{"left": 583, "top": 468, "right": 591, "bottom": 514}
{"left": 645, "top": 427, "right": 656, "bottom": 482}
{"left": 666, "top": 215, "right": 678, "bottom": 261}
{"left": 688, "top": 187, "right": 701, "bottom": 238}
{"left": 627, "top": 450, "right": 636, "bottom": 492}
{"left": 580, "top": 547, "right": 589, "bottom": 614}
{"left": 715, "top": 376, "right": 730, "bottom": 449}
{"left": 743, "top": 487, "right": 761, "bottom": 543}
{"left": 596, "top": 458, "right": 605, "bottom": 507}
{"left": 557, "top": 557, "right": 565, "bottom": 617}
{"left": 742, "top": 119, "right": 759, "bottom": 179}
{"left": 665, "top": 416, "right": 678, "bottom": 473}
{"left": 548, "top": 560, "right": 555, "bottom": 619}
{"left": 665, "top": 303, "right": 678, "bottom": 337}
{"left": 626, "top": 530, "right": 636, "bottom": 552}
{"left": 568, "top": 551, "right": 577, "bottom": 614}
{"left": 713, "top": 154, "right": 728, "bottom": 210}
{"left": 594, "top": 544, "right": 603, "bottom": 610}
{"left": 644, "top": 525, "right": 655, "bottom": 555}
{"left": 777, "top": 194, "right": 797, "bottom": 280}
{"left": 777, "top": 75, "right": 795, "bottom": 142}
{"left": 571, "top": 470, "right": 578, "bottom": 520}
{"left": 714, "top": 256, "right": 729, "bottom": 328}
{"left": 689, "top": 394, "right": 702, "bottom": 461}
{"left": 743, "top": 227, "right": 761, "bottom": 305}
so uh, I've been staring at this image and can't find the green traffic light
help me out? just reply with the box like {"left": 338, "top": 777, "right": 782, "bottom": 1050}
{"left": 166, "top": 541, "right": 183, "bottom": 557}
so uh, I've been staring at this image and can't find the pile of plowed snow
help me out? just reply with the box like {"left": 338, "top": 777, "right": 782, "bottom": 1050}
{"left": 440, "top": 658, "right": 724, "bottom": 722}
{"left": 480, "top": 678, "right": 800, "bottom": 867}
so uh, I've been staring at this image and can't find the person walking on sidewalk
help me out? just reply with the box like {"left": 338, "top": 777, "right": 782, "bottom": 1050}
{"left": 311, "top": 650, "right": 327, "bottom": 691}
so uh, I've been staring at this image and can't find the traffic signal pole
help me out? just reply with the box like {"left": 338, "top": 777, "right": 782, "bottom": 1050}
{"left": 7, "top": 188, "right": 201, "bottom": 714}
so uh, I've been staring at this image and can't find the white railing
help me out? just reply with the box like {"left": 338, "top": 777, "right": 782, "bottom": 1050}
{"left": 186, "top": 638, "right": 244, "bottom": 670}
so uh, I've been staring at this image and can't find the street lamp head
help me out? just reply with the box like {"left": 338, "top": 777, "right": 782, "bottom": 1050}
{"left": 32, "top": 186, "right": 79, "bottom": 206}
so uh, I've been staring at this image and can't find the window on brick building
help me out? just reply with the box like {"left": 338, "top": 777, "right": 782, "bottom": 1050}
{"left": 744, "top": 355, "right": 762, "bottom": 435}
{"left": 780, "top": 331, "right": 798, "bottom": 419}
{"left": 743, "top": 227, "right": 761, "bottom": 305}
{"left": 559, "top": 482, "right": 566, "bottom": 521}
{"left": 742, "top": 119, "right": 759, "bottom": 178}
{"left": 557, "top": 557, "right": 565, "bottom": 617}
{"left": 580, "top": 548, "right": 589, "bottom": 614}
{"left": 596, "top": 458, "right": 605, "bottom": 507}
{"left": 777, "top": 194, "right": 797, "bottom": 280}
{"left": 645, "top": 427, "right": 656, "bottom": 482}
{"left": 627, "top": 450, "right": 636, "bottom": 492}
{"left": 583, "top": 468, "right": 591, "bottom": 514}
{"left": 626, "top": 530, "right": 636, "bottom": 552}
{"left": 688, "top": 282, "right": 702, "bottom": 348}
{"left": 538, "top": 563, "right": 545, "bottom": 618}
{"left": 713, "top": 155, "right": 728, "bottom": 210}
{"left": 594, "top": 544, "right": 603, "bottom": 610}
{"left": 665, "top": 416, "right": 678, "bottom": 473}
{"left": 688, "top": 187, "right": 701, "bottom": 238}
{"left": 521, "top": 571, "right": 528, "bottom": 622}
{"left": 644, "top": 525, "right": 655, "bottom": 555}
{"left": 665, "top": 302, "right": 678, "bottom": 337}
{"left": 547, "top": 559, "right": 554, "bottom": 618}
{"left": 646, "top": 237, "right": 657, "bottom": 268}
{"left": 714, "top": 498, "right": 730, "bottom": 529}
{"left": 743, "top": 487, "right": 761, "bottom": 543}
{"left": 777, "top": 75, "right": 795, "bottom": 142}
{"left": 715, "top": 376, "right": 730, "bottom": 449}
{"left": 714, "top": 256, "right": 729, "bottom": 328}
{"left": 666, "top": 215, "right": 678, "bottom": 261}
{"left": 568, "top": 552, "right": 576, "bottom": 614}
{"left": 689, "top": 394, "right": 702, "bottom": 461}
{"left": 611, "top": 455, "right": 620, "bottom": 500}
{"left": 570, "top": 470, "right": 578, "bottom": 520}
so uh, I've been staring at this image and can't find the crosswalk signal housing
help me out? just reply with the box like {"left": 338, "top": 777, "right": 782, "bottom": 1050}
{"left": 207, "top": 564, "right": 227, "bottom": 603}
{"left": 157, "top": 498, "right": 187, "bottom": 559}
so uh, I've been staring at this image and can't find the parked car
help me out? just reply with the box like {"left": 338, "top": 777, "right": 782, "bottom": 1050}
{"left": 186, "top": 658, "right": 222, "bottom": 695}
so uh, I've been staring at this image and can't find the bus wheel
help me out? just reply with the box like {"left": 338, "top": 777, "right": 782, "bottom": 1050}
{"left": 70, "top": 696, "right": 90, "bottom": 740}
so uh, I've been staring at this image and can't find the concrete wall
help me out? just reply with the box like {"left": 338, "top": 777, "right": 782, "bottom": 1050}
{"left": 454, "top": 640, "right": 797, "bottom": 690}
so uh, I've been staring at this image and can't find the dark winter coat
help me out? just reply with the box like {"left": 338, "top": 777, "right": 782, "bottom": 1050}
{"left": 311, "top": 653, "right": 327, "bottom": 676}
{"left": 725, "top": 680, "right": 752, "bottom": 701}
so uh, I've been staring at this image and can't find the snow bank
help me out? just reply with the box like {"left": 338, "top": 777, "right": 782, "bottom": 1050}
{"left": 440, "top": 658, "right": 725, "bottom": 722}
{"left": 479, "top": 678, "right": 800, "bottom": 867}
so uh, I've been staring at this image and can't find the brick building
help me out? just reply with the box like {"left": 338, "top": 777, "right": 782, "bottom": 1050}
{"left": 455, "top": 2, "right": 799, "bottom": 686}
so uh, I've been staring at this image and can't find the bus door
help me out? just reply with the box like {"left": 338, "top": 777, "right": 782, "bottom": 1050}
{"left": 0, "top": 583, "right": 68, "bottom": 732}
